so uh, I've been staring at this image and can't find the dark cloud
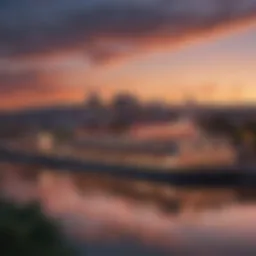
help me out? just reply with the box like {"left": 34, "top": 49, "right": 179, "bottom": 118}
{"left": 0, "top": 69, "right": 61, "bottom": 97}
{"left": 0, "top": 0, "right": 255, "bottom": 63}
{"left": 0, "top": 70, "right": 38, "bottom": 94}
{"left": 0, "top": 0, "right": 255, "bottom": 109}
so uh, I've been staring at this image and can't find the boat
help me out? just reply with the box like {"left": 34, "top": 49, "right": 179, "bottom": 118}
{"left": 67, "top": 117, "right": 237, "bottom": 169}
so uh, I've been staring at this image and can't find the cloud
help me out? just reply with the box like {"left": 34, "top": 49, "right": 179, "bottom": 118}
{"left": 0, "top": 0, "right": 255, "bottom": 64}
{"left": 0, "top": 70, "right": 39, "bottom": 95}
{"left": 0, "top": 0, "right": 256, "bottom": 110}
{"left": 0, "top": 68, "right": 68, "bottom": 99}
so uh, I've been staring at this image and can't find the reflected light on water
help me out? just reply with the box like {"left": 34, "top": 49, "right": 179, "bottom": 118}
{"left": 1, "top": 166, "right": 256, "bottom": 253}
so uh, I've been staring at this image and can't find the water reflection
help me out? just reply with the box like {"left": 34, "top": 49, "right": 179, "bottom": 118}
{"left": 1, "top": 164, "right": 256, "bottom": 255}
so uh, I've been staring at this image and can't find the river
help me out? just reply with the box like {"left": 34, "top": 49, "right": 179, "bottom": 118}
{"left": 1, "top": 165, "right": 256, "bottom": 255}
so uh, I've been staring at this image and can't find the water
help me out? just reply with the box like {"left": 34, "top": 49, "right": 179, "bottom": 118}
{"left": 1, "top": 165, "right": 256, "bottom": 255}
{"left": 76, "top": 241, "right": 169, "bottom": 256}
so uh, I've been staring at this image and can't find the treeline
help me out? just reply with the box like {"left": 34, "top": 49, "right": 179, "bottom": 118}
{"left": 199, "top": 115, "right": 256, "bottom": 148}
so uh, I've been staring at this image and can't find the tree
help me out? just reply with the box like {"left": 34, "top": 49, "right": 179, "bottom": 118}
{"left": 200, "top": 115, "right": 235, "bottom": 135}
{"left": 0, "top": 200, "right": 76, "bottom": 256}
{"left": 241, "top": 121, "right": 256, "bottom": 149}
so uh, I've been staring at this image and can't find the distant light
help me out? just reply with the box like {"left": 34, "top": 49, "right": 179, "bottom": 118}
{"left": 37, "top": 132, "right": 54, "bottom": 152}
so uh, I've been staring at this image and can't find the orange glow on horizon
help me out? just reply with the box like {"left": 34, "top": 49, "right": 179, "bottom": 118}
{"left": 1, "top": 80, "right": 255, "bottom": 111}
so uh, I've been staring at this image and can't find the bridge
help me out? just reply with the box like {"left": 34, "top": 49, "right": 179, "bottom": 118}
{"left": 0, "top": 145, "right": 255, "bottom": 188}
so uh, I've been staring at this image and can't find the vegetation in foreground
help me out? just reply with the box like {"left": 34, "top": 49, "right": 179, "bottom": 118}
{"left": 0, "top": 200, "right": 77, "bottom": 256}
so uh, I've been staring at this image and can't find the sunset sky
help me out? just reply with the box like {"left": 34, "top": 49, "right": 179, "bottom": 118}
{"left": 0, "top": 0, "right": 256, "bottom": 110}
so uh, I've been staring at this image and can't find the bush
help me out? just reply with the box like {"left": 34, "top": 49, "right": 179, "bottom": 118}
{"left": 0, "top": 200, "right": 76, "bottom": 256}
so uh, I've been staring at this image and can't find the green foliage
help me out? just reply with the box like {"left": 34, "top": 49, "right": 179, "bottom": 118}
{"left": 0, "top": 200, "right": 76, "bottom": 256}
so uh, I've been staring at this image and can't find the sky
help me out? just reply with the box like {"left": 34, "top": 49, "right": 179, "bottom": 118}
{"left": 0, "top": 0, "right": 256, "bottom": 110}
